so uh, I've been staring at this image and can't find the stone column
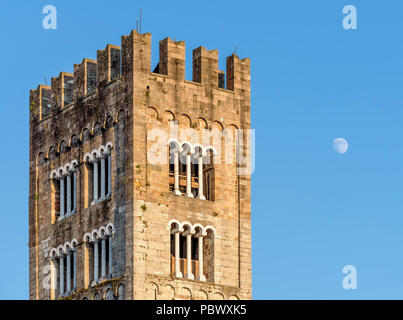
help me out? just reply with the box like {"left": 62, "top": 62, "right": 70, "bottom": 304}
{"left": 72, "top": 171, "right": 76, "bottom": 213}
{"left": 186, "top": 153, "right": 193, "bottom": 198}
{"left": 59, "top": 177, "right": 65, "bottom": 219}
{"left": 186, "top": 233, "right": 194, "bottom": 280}
{"left": 93, "top": 161, "right": 99, "bottom": 203}
{"left": 51, "top": 257, "right": 57, "bottom": 300}
{"left": 174, "top": 231, "right": 182, "bottom": 278}
{"left": 100, "top": 156, "right": 106, "bottom": 200}
{"left": 66, "top": 251, "right": 71, "bottom": 293}
{"left": 198, "top": 155, "right": 205, "bottom": 200}
{"left": 66, "top": 174, "right": 71, "bottom": 215}
{"left": 108, "top": 235, "right": 112, "bottom": 276}
{"left": 59, "top": 255, "right": 65, "bottom": 296}
{"left": 107, "top": 154, "right": 112, "bottom": 197}
{"left": 101, "top": 237, "right": 106, "bottom": 278}
{"left": 174, "top": 150, "right": 181, "bottom": 195}
{"left": 196, "top": 235, "right": 206, "bottom": 281}
{"left": 72, "top": 248, "right": 77, "bottom": 291}
{"left": 93, "top": 240, "right": 99, "bottom": 285}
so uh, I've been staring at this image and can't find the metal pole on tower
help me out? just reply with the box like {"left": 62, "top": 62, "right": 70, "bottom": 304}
{"left": 140, "top": 9, "right": 142, "bottom": 34}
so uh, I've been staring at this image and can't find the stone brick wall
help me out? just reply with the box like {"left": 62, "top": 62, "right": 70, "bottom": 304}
{"left": 29, "top": 30, "right": 251, "bottom": 300}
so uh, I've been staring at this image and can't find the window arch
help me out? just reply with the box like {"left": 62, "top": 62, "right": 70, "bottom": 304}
{"left": 59, "top": 140, "right": 68, "bottom": 154}
{"left": 70, "top": 134, "right": 79, "bottom": 148}
{"left": 105, "top": 288, "right": 115, "bottom": 300}
{"left": 81, "top": 128, "right": 90, "bottom": 143}
{"left": 92, "top": 122, "right": 102, "bottom": 136}
{"left": 93, "top": 293, "right": 101, "bottom": 300}
{"left": 48, "top": 146, "right": 56, "bottom": 161}
{"left": 203, "top": 148, "right": 215, "bottom": 201}
{"left": 104, "top": 116, "right": 114, "bottom": 130}
{"left": 168, "top": 140, "right": 182, "bottom": 196}
{"left": 117, "top": 284, "right": 125, "bottom": 300}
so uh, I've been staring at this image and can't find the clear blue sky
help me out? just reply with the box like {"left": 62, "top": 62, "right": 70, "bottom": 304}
{"left": 1, "top": 0, "right": 403, "bottom": 299}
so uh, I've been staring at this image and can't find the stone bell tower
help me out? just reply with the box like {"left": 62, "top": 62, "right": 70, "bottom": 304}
{"left": 29, "top": 30, "right": 251, "bottom": 300}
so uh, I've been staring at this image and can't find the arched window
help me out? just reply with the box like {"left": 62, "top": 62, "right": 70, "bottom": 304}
{"left": 50, "top": 161, "right": 77, "bottom": 222}
{"left": 83, "top": 224, "right": 114, "bottom": 287}
{"left": 168, "top": 141, "right": 179, "bottom": 194}
{"left": 50, "top": 240, "right": 77, "bottom": 299}
{"left": 84, "top": 143, "right": 113, "bottom": 206}
{"left": 169, "top": 221, "right": 216, "bottom": 282}
{"left": 191, "top": 146, "right": 203, "bottom": 198}
{"left": 168, "top": 142, "right": 215, "bottom": 201}
{"left": 179, "top": 143, "right": 192, "bottom": 196}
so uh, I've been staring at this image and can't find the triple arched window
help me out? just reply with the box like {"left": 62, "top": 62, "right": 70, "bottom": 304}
{"left": 50, "top": 142, "right": 113, "bottom": 221}
{"left": 50, "top": 160, "right": 78, "bottom": 220}
{"left": 84, "top": 142, "right": 113, "bottom": 204}
{"left": 50, "top": 239, "right": 78, "bottom": 298}
{"left": 83, "top": 223, "right": 114, "bottom": 286}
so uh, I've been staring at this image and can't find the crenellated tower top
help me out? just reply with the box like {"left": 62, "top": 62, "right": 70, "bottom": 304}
{"left": 29, "top": 30, "right": 250, "bottom": 122}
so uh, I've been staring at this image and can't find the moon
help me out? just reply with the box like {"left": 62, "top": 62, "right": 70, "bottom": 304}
{"left": 333, "top": 138, "right": 348, "bottom": 154}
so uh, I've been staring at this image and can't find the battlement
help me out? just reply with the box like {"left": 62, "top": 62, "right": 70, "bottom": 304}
{"left": 158, "top": 37, "right": 186, "bottom": 81}
{"left": 73, "top": 58, "right": 97, "bottom": 98}
{"left": 29, "top": 30, "right": 250, "bottom": 122}
{"left": 97, "top": 44, "right": 121, "bottom": 87}
{"left": 29, "top": 84, "right": 51, "bottom": 120}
